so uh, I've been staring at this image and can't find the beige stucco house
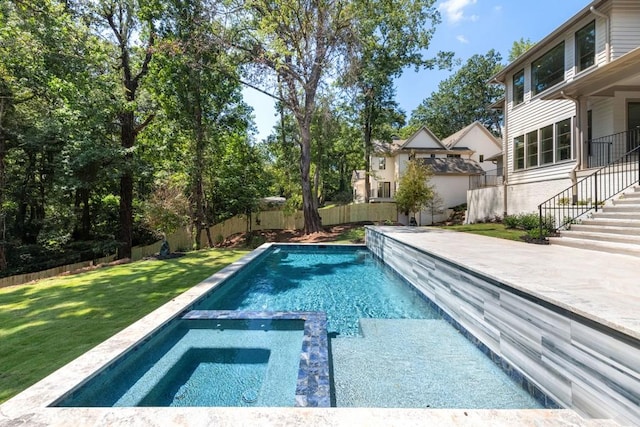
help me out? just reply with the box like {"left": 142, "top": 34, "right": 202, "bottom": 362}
{"left": 352, "top": 122, "right": 501, "bottom": 225}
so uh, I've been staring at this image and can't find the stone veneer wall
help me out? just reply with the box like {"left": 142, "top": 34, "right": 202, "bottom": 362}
{"left": 366, "top": 228, "right": 640, "bottom": 425}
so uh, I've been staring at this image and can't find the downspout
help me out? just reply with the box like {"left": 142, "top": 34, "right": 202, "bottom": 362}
{"left": 561, "top": 91, "right": 582, "bottom": 203}
{"left": 492, "top": 79, "right": 508, "bottom": 219}
{"left": 590, "top": 6, "right": 610, "bottom": 63}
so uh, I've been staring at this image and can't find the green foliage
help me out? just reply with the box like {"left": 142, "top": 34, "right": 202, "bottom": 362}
{"left": 406, "top": 50, "right": 504, "bottom": 139}
{"left": 394, "top": 159, "right": 434, "bottom": 217}
{"left": 503, "top": 213, "right": 555, "bottom": 233}
{"left": 443, "top": 223, "right": 527, "bottom": 242}
{"left": 509, "top": 37, "right": 536, "bottom": 62}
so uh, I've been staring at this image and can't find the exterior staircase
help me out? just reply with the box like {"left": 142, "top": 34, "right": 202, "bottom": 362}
{"left": 549, "top": 186, "right": 640, "bottom": 257}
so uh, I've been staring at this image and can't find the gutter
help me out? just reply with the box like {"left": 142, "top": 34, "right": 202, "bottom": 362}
{"left": 590, "top": 6, "right": 610, "bottom": 63}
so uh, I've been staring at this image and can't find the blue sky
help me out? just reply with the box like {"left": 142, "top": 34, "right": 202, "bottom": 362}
{"left": 244, "top": 0, "right": 591, "bottom": 142}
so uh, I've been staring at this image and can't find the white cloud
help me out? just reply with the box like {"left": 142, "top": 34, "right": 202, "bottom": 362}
{"left": 494, "top": 5, "right": 503, "bottom": 12}
{"left": 456, "top": 34, "right": 469, "bottom": 44}
{"left": 439, "top": 0, "right": 478, "bottom": 23}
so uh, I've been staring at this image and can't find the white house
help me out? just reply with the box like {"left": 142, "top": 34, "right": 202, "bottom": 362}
{"left": 468, "top": 0, "right": 640, "bottom": 225}
{"left": 352, "top": 122, "right": 501, "bottom": 225}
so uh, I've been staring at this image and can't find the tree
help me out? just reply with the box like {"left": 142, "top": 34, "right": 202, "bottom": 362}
{"left": 395, "top": 159, "right": 433, "bottom": 224}
{"left": 342, "top": 0, "right": 451, "bottom": 202}
{"left": 509, "top": 37, "right": 535, "bottom": 62}
{"left": 425, "top": 190, "right": 444, "bottom": 224}
{"left": 406, "top": 49, "right": 504, "bottom": 139}
{"left": 95, "top": 0, "right": 157, "bottom": 259}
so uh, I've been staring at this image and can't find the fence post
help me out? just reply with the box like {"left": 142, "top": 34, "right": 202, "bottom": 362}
{"left": 594, "top": 171, "right": 599, "bottom": 212}
{"left": 539, "top": 204, "right": 543, "bottom": 240}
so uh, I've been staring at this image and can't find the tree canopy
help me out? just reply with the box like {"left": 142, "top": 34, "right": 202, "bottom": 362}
{"left": 406, "top": 49, "right": 504, "bottom": 139}
{"left": 394, "top": 159, "right": 434, "bottom": 222}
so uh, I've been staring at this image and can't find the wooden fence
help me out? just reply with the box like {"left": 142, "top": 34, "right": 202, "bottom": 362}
{"left": 0, "top": 203, "right": 397, "bottom": 288}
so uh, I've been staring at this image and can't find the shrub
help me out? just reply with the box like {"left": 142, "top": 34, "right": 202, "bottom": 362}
{"left": 517, "top": 213, "right": 539, "bottom": 231}
{"left": 503, "top": 215, "right": 519, "bottom": 229}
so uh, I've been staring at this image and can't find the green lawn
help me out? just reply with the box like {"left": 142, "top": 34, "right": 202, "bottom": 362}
{"left": 440, "top": 223, "right": 527, "bottom": 241}
{"left": 0, "top": 249, "right": 248, "bottom": 404}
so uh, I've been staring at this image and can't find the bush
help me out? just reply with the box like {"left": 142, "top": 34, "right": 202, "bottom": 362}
{"left": 503, "top": 214, "right": 519, "bottom": 229}
{"left": 517, "top": 213, "right": 539, "bottom": 231}
{"left": 503, "top": 212, "right": 553, "bottom": 232}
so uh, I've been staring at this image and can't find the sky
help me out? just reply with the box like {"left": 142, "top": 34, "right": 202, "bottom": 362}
{"left": 243, "top": 0, "right": 592, "bottom": 142}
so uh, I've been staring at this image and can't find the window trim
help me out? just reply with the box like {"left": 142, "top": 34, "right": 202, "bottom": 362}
{"left": 513, "top": 118, "right": 574, "bottom": 171}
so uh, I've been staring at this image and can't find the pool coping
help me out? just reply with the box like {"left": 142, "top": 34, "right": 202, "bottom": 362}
{"left": 0, "top": 242, "right": 607, "bottom": 426}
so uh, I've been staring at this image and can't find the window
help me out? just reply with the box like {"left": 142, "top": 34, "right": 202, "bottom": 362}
{"left": 378, "top": 182, "right": 391, "bottom": 198}
{"left": 447, "top": 154, "right": 461, "bottom": 158}
{"left": 532, "top": 42, "right": 565, "bottom": 95}
{"left": 526, "top": 131, "right": 538, "bottom": 168}
{"left": 540, "top": 125, "right": 554, "bottom": 164}
{"left": 378, "top": 157, "right": 386, "bottom": 170}
{"left": 514, "top": 136, "right": 525, "bottom": 170}
{"left": 430, "top": 154, "right": 436, "bottom": 158}
{"left": 513, "top": 69, "right": 524, "bottom": 105}
{"left": 479, "top": 154, "right": 484, "bottom": 163}
{"left": 576, "top": 21, "right": 595, "bottom": 72}
{"left": 556, "top": 119, "right": 572, "bottom": 161}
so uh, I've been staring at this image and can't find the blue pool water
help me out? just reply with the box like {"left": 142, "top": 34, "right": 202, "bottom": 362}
{"left": 193, "top": 246, "right": 439, "bottom": 336}
{"left": 57, "top": 245, "right": 554, "bottom": 409}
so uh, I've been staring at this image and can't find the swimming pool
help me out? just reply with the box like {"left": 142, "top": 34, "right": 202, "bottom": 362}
{"left": 54, "top": 244, "right": 557, "bottom": 409}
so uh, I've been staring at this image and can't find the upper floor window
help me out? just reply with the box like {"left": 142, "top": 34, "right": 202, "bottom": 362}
{"left": 532, "top": 42, "right": 565, "bottom": 95}
{"left": 378, "top": 157, "right": 386, "bottom": 170}
{"left": 576, "top": 21, "right": 596, "bottom": 72}
{"left": 513, "top": 69, "right": 524, "bottom": 105}
{"left": 447, "top": 154, "right": 461, "bottom": 158}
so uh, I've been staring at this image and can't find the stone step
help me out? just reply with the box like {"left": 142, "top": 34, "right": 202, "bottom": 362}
{"left": 548, "top": 236, "right": 640, "bottom": 257}
{"left": 557, "top": 230, "right": 640, "bottom": 245}
{"left": 580, "top": 217, "right": 640, "bottom": 228}
{"left": 601, "top": 205, "right": 640, "bottom": 213}
{"left": 611, "top": 197, "right": 640, "bottom": 205}
{"left": 591, "top": 211, "right": 640, "bottom": 220}
{"left": 570, "top": 224, "right": 640, "bottom": 236}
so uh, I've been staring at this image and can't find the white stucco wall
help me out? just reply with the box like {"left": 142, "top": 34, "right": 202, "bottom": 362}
{"left": 466, "top": 187, "right": 505, "bottom": 223}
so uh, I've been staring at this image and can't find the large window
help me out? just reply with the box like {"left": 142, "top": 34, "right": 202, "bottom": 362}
{"left": 378, "top": 181, "right": 391, "bottom": 198}
{"left": 513, "top": 69, "right": 524, "bottom": 105}
{"left": 514, "top": 136, "right": 525, "bottom": 170}
{"left": 378, "top": 157, "right": 386, "bottom": 170}
{"left": 532, "top": 42, "right": 565, "bottom": 95}
{"left": 540, "top": 124, "right": 554, "bottom": 165}
{"left": 556, "top": 119, "right": 572, "bottom": 161}
{"left": 526, "top": 131, "right": 538, "bottom": 168}
{"left": 576, "top": 21, "right": 596, "bottom": 72}
{"left": 514, "top": 118, "right": 573, "bottom": 171}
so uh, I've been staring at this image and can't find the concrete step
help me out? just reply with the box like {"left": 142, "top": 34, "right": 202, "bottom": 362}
{"left": 570, "top": 224, "right": 640, "bottom": 236}
{"left": 557, "top": 230, "right": 640, "bottom": 245}
{"left": 548, "top": 236, "right": 640, "bottom": 257}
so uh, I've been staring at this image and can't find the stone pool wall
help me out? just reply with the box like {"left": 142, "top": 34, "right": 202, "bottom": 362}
{"left": 366, "top": 228, "right": 640, "bottom": 425}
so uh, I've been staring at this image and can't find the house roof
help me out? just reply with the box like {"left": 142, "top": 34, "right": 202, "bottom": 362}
{"left": 371, "top": 126, "right": 446, "bottom": 154}
{"left": 490, "top": 0, "right": 608, "bottom": 83}
{"left": 441, "top": 121, "right": 502, "bottom": 150}
{"left": 419, "top": 158, "right": 485, "bottom": 175}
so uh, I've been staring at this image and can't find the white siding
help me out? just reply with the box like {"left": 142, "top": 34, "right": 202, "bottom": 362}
{"left": 404, "top": 129, "right": 443, "bottom": 149}
{"left": 453, "top": 125, "right": 502, "bottom": 172}
{"left": 590, "top": 97, "right": 615, "bottom": 139}
{"left": 610, "top": 2, "right": 640, "bottom": 59}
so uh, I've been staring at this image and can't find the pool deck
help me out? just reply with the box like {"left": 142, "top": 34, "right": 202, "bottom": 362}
{"left": 0, "top": 229, "right": 637, "bottom": 426}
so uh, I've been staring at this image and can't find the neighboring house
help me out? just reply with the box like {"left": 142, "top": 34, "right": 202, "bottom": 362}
{"left": 352, "top": 122, "right": 502, "bottom": 225}
{"left": 469, "top": 0, "right": 640, "bottom": 222}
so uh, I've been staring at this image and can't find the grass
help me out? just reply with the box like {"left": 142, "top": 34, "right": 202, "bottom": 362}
{"left": 0, "top": 249, "right": 248, "bottom": 404}
{"left": 440, "top": 223, "right": 528, "bottom": 241}
{"left": 333, "top": 226, "right": 366, "bottom": 244}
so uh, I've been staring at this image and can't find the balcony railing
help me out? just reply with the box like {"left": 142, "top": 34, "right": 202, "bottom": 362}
{"left": 469, "top": 168, "right": 504, "bottom": 190}
{"left": 587, "top": 128, "right": 640, "bottom": 168}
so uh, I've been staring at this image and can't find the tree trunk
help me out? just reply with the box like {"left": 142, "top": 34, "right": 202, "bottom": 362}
{"left": 191, "top": 70, "right": 206, "bottom": 250}
{"left": 299, "top": 120, "right": 322, "bottom": 233}
{"left": 117, "top": 110, "right": 135, "bottom": 259}
{"left": 363, "top": 96, "right": 373, "bottom": 203}
{"left": 0, "top": 99, "right": 7, "bottom": 270}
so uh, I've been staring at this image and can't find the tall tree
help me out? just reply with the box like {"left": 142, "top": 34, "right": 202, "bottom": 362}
{"left": 236, "top": 0, "right": 353, "bottom": 233}
{"left": 406, "top": 49, "right": 504, "bottom": 139}
{"left": 94, "top": 0, "right": 157, "bottom": 259}
{"left": 153, "top": 0, "right": 250, "bottom": 248}
{"left": 342, "top": 0, "right": 451, "bottom": 202}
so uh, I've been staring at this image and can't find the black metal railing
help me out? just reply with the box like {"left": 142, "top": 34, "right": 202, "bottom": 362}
{"left": 588, "top": 128, "right": 640, "bottom": 168}
{"left": 469, "top": 167, "right": 504, "bottom": 190}
{"left": 538, "top": 144, "right": 640, "bottom": 238}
